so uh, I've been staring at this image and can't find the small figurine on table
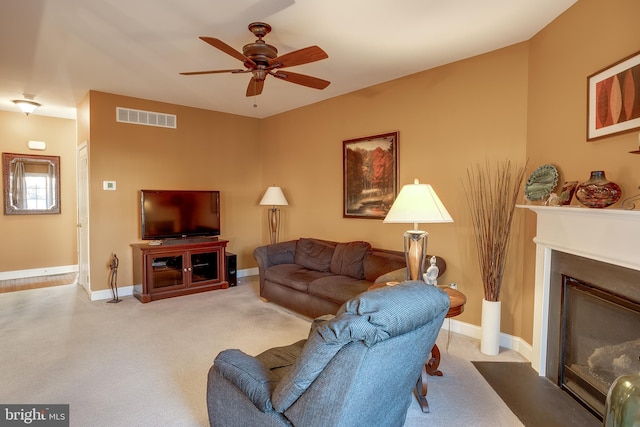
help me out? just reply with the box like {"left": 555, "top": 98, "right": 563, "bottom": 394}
{"left": 424, "top": 256, "right": 439, "bottom": 286}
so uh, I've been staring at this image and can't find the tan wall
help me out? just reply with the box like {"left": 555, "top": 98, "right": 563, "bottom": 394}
{"left": 520, "top": 0, "right": 640, "bottom": 342}
{"left": 4, "top": 0, "right": 638, "bottom": 347}
{"left": 259, "top": 0, "right": 640, "bottom": 344}
{"left": 260, "top": 43, "right": 531, "bottom": 338}
{"left": 0, "top": 110, "right": 77, "bottom": 272}
{"left": 86, "top": 91, "right": 261, "bottom": 292}
{"left": 528, "top": 0, "right": 640, "bottom": 186}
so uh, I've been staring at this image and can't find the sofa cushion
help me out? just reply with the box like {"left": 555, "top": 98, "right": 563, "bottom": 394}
{"left": 265, "top": 242, "right": 295, "bottom": 265}
{"left": 308, "top": 276, "right": 372, "bottom": 306}
{"left": 329, "top": 241, "right": 371, "bottom": 279}
{"left": 294, "top": 238, "right": 335, "bottom": 272}
{"left": 265, "top": 264, "right": 334, "bottom": 292}
{"left": 363, "top": 251, "right": 406, "bottom": 282}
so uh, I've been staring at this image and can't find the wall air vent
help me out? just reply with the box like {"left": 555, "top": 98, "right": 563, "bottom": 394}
{"left": 116, "top": 107, "right": 177, "bottom": 129}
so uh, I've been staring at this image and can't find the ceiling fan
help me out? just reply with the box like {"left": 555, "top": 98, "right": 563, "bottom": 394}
{"left": 181, "top": 22, "right": 330, "bottom": 97}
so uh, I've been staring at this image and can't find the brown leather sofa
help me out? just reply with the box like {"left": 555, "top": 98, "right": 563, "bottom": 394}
{"left": 253, "top": 237, "right": 446, "bottom": 318}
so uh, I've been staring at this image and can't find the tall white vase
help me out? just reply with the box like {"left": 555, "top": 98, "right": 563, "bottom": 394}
{"left": 481, "top": 298, "right": 501, "bottom": 355}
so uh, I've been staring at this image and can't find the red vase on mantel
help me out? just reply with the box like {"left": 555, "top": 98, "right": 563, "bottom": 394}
{"left": 575, "top": 171, "right": 622, "bottom": 208}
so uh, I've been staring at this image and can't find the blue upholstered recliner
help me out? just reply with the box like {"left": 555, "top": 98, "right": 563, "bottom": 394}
{"left": 206, "top": 280, "right": 450, "bottom": 427}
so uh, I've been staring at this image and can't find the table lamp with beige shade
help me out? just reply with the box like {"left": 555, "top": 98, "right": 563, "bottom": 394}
{"left": 383, "top": 179, "right": 453, "bottom": 281}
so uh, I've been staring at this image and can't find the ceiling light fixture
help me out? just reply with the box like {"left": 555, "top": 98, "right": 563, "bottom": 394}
{"left": 12, "top": 94, "right": 41, "bottom": 116}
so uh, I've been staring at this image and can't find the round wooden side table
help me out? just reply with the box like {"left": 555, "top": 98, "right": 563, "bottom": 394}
{"left": 416, "top": 286, "right": 466, "bottom": 412}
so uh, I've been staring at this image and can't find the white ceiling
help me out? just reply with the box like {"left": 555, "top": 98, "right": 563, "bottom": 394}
{"left": 0, "top": 0, "right": 577, "bottom": 120}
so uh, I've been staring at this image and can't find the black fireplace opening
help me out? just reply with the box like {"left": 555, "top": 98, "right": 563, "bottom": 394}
{"left": 559, "top": 275, "right": 640, "bottom": 419}
{"left": 546, "top": 251, "right": 640, "bottom": 421}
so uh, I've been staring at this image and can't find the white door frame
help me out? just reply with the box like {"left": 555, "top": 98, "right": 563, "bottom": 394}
{"left": 77, "top": 141, "right": 91, "bottom": 294}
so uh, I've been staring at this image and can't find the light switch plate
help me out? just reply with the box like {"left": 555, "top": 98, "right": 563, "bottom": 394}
{"left": 103, "top": 181, "right": 116, "bottom": 191}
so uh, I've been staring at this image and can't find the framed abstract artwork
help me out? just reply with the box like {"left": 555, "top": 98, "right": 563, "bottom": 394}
{"left": 343, "top": 132, "right": 398, "bottom": 219}
{"left": 587, "top": 50, "right": 640, "bottom": 141}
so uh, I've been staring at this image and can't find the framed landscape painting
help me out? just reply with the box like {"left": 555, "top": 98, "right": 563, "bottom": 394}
{"left": 343, "top": 132, "right": 398, "bottom": 219}
{"left": 587, "top": 50, "right": 640, "bottom": 141}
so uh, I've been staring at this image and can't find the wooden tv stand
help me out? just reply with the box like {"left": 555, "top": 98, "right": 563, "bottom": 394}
{"left": 131, "top": 239, "right": 229, "bottom": 303}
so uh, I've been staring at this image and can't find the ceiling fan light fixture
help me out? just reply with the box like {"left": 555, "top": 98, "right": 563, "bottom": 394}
{"left": 12, "top": 95, "right": 41, "bottom": 116}
{"left": 252, "top": 69, "right": 267, "bottom": 80}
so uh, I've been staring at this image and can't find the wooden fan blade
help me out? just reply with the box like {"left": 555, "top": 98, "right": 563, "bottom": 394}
{"left": 180, "top": 69, "right": 246, "bottom": 76}
{"left": 269, "top": 46, "right": 328, "bottom": 68}
{"left": 270, "top": 70, "right": 330, "bottom": 90}
{"left": 246, "top": 77, "right": 265, "bottom": 97}
{"left": 199, "top": 36, "right": 256, "bottom": 67}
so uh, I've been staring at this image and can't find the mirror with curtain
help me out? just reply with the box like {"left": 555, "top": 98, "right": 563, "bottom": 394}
{"left": 2, "top": 152, "right": 61, "bottom": 215}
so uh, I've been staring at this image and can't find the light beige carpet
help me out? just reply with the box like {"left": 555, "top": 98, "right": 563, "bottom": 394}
{"left": 0, "top": 276, "right": 525, "bottom": 426}
{"left": 0, "top": 272, "right": 78, "bottom": 293}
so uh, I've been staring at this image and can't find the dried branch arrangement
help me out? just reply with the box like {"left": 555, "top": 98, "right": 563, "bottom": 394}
{"left": 463, "top": 160, "right": 526, "bottom": 302}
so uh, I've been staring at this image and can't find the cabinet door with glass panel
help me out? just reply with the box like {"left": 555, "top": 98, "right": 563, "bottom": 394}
{"left": 188, "top": 247, "right": 223, "bottom": 287}
{"left": 147, "top": 250, "right": 187, "bottom": 293}
{"left": 146, "top": 247, "right": 223, "bottom": 293}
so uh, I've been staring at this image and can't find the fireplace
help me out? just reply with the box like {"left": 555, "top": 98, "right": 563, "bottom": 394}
{"left": 547, "top": 251, "right": 640, "bottom": 418}
{"left": 523, "top": 205, "right": 640, "bottom": 417}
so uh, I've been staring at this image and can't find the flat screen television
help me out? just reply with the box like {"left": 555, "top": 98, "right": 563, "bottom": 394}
{"left": 140, "top": 190, "right": 221, "bottom": 240}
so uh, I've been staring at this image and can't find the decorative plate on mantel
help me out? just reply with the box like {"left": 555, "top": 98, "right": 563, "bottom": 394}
{"left": 525, "top": 164, "right": 559, "bottom": 201}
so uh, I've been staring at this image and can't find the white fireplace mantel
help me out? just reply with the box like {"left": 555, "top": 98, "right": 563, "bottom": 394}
{"left": 519, "top": 205, "right": 640, "bottom": 375}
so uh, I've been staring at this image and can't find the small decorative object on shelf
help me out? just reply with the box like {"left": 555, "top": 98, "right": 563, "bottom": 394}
{"left": 524, "top": 164, "right": 559, "bottom": 202}
{"left": 545, "top": 193, "right": 561, "bottom": 206}
{"left": 559, "top": 181, "right": 578, "bottom": 205}
{"left": 622, "top": 186, "right": 640, "bottom": 210}
{"left": 575, "top": 171, "right": 622, "bottom": 208}
{"left": 629, "top": 133, "right": 640, "bottom": 154}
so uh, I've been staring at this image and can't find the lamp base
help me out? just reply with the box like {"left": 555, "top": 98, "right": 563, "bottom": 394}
{"left": 267, "top": 207, "right": 281, "bottom": 244}
{"left": 403, "top": 230, "right": 428, "bottom": 281}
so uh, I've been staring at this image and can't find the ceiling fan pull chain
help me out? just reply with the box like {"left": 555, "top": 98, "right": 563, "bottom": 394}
{"left": 253, "top": 79, "right": 258, "bottom": 108}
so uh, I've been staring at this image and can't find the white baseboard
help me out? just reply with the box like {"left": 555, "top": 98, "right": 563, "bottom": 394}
{"left": 0, "top": 265, "right": 79, "bottom": 281}
{"left": 88, "top": 285, "right": 134, "bottom": 302}
{"left": 238, "top": 267, "right": 258, "bottom": 277}
{"left": 441, "top": 318, "right": 534, "bottom": 362}
{"left": 88, "top": 267, "right": 258, "bottom": 301}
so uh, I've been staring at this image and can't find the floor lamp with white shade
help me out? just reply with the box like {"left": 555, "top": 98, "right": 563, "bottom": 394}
{"left": 384, "top": 179, "right": 453, "bottom": 281}
{"left": 260, "top": 186, "right": 289, "bottom": 244}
